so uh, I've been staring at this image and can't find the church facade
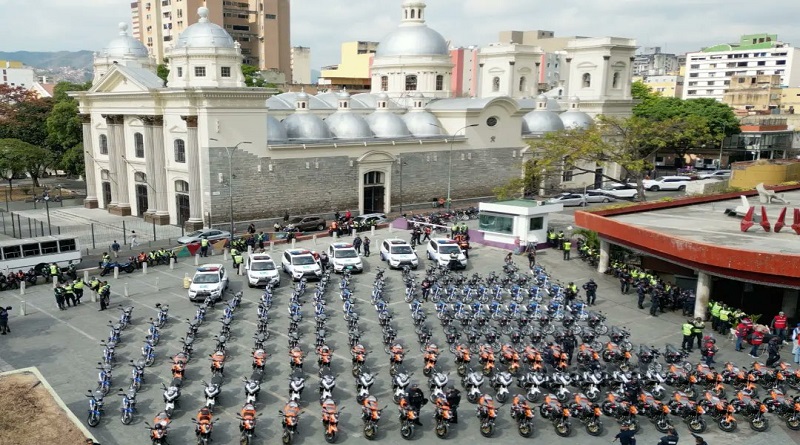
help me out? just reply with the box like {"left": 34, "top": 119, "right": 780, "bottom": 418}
{"left": 74, "top": 1, "right": 637, "bottom": 230}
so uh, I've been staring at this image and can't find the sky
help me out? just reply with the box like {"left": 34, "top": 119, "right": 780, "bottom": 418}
{"left": 1, "top": 0, "right": 799, "bottom": 71}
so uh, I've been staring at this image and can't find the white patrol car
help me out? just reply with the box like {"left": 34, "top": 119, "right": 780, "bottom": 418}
{"left": 328, "top": 242, "right": 364, "bottom": 273}
{"left": 246, "top": 254, "right": 280, "bottom": 288}
{"left": 281, "top": 249, "right": 323, "bottom": 281}
{"left": 380, "top": 238, "right": 419, "bottom": 269}
{"left": 426, "top": 238, "right": 468, "bottom": 269}
{"left": 188, "top": 264, "right": 229, "bottom": 302}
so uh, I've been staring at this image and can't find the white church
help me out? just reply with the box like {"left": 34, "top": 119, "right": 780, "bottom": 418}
{"left": 74, "top": 0, "right": 637, "bottom": 229}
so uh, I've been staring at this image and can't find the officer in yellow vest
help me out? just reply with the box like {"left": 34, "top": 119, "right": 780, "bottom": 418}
{"left": 73, "top": 278, "right": 85, "bottom": 304}
{"left": 547, "top": 230, "right": 556, "bottom": 247}
{"left": 718, "top": 305, "right": 732, "bottom": 335}
{"left": 49, "top": 263, "right": 59, "bottom": 279}
{"left": 200, "top": 238, "right": 210, "bottom": 257}
{"left": 681, "top": 319, "right": 695, "bottom": 352}
{"left": 710, "top": 301, "right": 722, "bottom": 331}
{"left": 232, "top": 250, "right": 244, "bottom": 271}
{"left": 64, "top": 281, "right": 76, "bottom": 307}
{"left": 562, "top": 240, "right": 572, "bottom": 260}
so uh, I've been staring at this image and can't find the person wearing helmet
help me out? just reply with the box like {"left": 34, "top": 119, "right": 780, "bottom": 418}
{"left": 446, "top": 384, "right": 461, "bottom": 424}
{"left": 583, "top": 278, "right": 598, "bottom": 306}
{"left": 407, "top": 383, "right": 426, "bottom": 425}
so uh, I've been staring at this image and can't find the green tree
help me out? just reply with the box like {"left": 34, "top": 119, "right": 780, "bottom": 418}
{"left": 60, "top": 143, "right": 85, "bottom": 177}
{"left": 0, "top": 97, "right": 52, "bottom": 147}
{"left": 157, "top": 63, "right": 170, "bottom": 85}
{"left": 0, "top": 138, "right": 52, "bottom": 187}
{"left": 0, "top": 138, "right": 26, "bottom": 191}
{"left": 46, "top": 81, "right": 90, "bottom": 175}
{"left": 631, "top": 80, "right": 659, "bottom": 101}
{"left": 241, "top": 64, "right": 267, "bottom": 87}
{"left": 634, "top": 96, "right": 739, "bottom": 139}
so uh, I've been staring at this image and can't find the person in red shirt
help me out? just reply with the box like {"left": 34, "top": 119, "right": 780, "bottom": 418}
{"left": 749, "top": 328, "right": 765, "bottom": 358}
{"left": 735, "top": 318, "right": 752, "bottom": 352}
{"left": 772, "top": 311, "right": 788, "bottom": 343}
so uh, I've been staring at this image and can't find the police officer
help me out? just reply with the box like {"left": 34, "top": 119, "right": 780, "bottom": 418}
{"left": 649, "top": 290, "right": 660, "bottom": 317}
{"left": 64, "top": 280, "right": 76, "bottom": 307}
{"left": 681, "top": 319, "right": 694, "bottom": 352}
{"left": 561, "top": 329, "right": 578, "bottom": 365}
{"left": 562, "top": 239, "right": 572, "bottom": 260}
{"left": 547, "top": 229, "right": 556, "bottom": 247}
{"left": 200, "top": 238, "right": 209, "bottom": 257}
{"left": 54, "top": 284, "right": 66, "bottom": 310}
{"left": 710, "top": 301, "right": 721, "bottom": 331}
{"left": 49, "top": 262, "right": 59, "bottom": 281}
{"left": 583, "top": 279, "right": 598, "bottom": 305}
{"left": 407, "top": 384, "right": 426, "bottom": 425}
{"left": 658, "top": 428, "right": 679, "bottom": 445}
{"left": 636, "top": 281, "right": 646, "bottom": 309}
{"left": 99, "top": 281, "right": 111, "bottom": 311}
{"left": 73, "top": 278, "right": 85, "bottom": 304}
{"left": 232, "top": 249, "right": 244, "bottom": 271}
{"left": 718, "top": 304, "right": 731, "bottom": 335}
{"left": 620, "top": 268, "right": 631, "bottom": 295}
{"left": 557, "top": 231, "right": 565, "bottom": 250}
{"left": 445, "top": 385, "right": 461, "bottom": 424}
{"left": 692, "top": 317, "right": 705, "bottom": 350}
{"left": 612, "top": 423, "right": 636, "bottom": 445}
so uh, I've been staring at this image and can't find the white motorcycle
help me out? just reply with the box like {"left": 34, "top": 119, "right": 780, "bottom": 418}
{"left": 462, "top": 368, "right": 485, "bottom": 404}
{"left": 289, "top": 370, "right": 306, "bottom": 403}
{"left": 491, "top": 371, "right": 513, "bottom": 403}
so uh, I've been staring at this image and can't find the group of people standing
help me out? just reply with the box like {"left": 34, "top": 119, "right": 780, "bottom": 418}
{"left": 53, "top": 276, "right": 111, "bottom": 311}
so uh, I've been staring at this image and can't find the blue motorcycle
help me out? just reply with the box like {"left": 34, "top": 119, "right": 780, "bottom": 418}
{"left": 99, "top": 260, "right": 135, "bottom": 277}
{"left": 119, "top": 388, "right": 137, "bottom": 425}
{"left": 86, "top": 390, "right": 105, "bottom": 427}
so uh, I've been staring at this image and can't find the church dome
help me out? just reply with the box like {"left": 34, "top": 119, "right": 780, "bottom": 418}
{"left": 366, "top": 112, "right": 412, "bottom": 138}
{"left": 326, "top": 112, "right": 374, "bottom": 139}
{"left": 102, "top": 23, "right": 149, "bottom": 58}
{"left": 283, "top": 113, "right": 332, "bottom": 140}
{"left": 376, "top": 0, "right": 449, "bottom": 57}
{"left": 559, "top": 96, "right": 594, "bottom": 130}
{"left": 522, "top": 110, "right": 565, "bottom": 134}
{"left": 403, "top": 112, "right": 442, "bottom": 136}
{"left": 267, "top": 115, "right": 288, "bottom": 142}
{"left": 174, "top": 7, "right": 235, "bottom": 49}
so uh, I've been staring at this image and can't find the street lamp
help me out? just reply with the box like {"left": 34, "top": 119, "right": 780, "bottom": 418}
{"left": 396, "top": 156, "right": 407, "bottom": 214}
{"left": 429, "top": 123, "right": 479, "bottom": 210}
{"left": 210, "top": 138, "right": 252, "bottom": 236}
{"left": 43, "top": 190, "right": 52, "bottom": 235}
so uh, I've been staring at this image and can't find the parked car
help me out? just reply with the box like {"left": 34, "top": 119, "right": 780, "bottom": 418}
{"left": 545, "top": 193, "right": 587, "bottom": 207}
{"left": 585, "top": 190, "right": 617, "bottom": 203}
{"left": 589, "top": 183, "right": 640, "bottom": 200}
{"left": 697, "top": 170, "right": 731, "bottom": 180}
{"left": 426, "top": 238, "right": 467, "bottom": 269}
{"left": 380, "top": 238, "right": 419, "bottom": 269}
{"left": 327, "top": 242, "right": 364, "bottom": 273}
{"left": 281, "top": 249, "right": 323, "bottom": 281}
{"left": 188, "top": 264, "right": 229, "bottom": 302}
{"left": 353, "top": 213, "right": 388, "bottom": 227}
{"left": 286, "top": 216, "right": 327, "bottom": 232}
{"left": 642, "top": 176, "right": 691, "bottom": 192}
{"left": 177, "top": 229, "right": 231, "bottom": 245}
{"left": 245, "top": 254, "right": 280, "bottom": 288}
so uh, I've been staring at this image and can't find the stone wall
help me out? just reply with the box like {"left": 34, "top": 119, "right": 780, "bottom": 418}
{"left": 207, "top": 146, "right": 520, "bottom": 221}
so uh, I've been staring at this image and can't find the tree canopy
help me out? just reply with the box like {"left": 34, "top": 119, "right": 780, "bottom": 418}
{"left": 0, "top": 138, "right": 52, "bottom": 187}
{"left": 242, "top": 64, "right": 268, "bottom": 87}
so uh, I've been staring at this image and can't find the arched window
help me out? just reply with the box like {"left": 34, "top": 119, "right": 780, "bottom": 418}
{"left": 99, "top": 134, "right": 108, "bottom": 155}
{"left": 134, "top": 132, "right": 144, "bottom": 158}
{"left": 175, "top": 180, "right": 189, "bottom": 193}
{"left": 410, "top": 9, "right": 415, "bottom": 19}
{"left": 492, "top": 77, "right": 500, "bottom": 92}
{"left": 380, "top": 76, "right": 388, "bottom": 91}
{"left": 519, "top": 76, "right": 527, "bottom": 92}
{"left": 582, "top": 73, "right": 591, "bottom": 88}
{"left": 435, "top": 75, "right": 444, "bottom": 91}
{"left": 405, "top": 75, "right": 417, "bottom": 91}
{"left": 612, "top": 72, "right": 621, "bottom": 89}
{"left": 174, "top": 139, "right": 186, "bottom": 163}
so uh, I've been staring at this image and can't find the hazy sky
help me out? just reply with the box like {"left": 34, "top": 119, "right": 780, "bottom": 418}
{"left": 1, "top": 0, "right": 799, "bottom": 70}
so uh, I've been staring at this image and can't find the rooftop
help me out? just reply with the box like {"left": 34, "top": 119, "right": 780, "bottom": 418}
{"left": 609, "top": 191, "right": 800, "bottom": 256}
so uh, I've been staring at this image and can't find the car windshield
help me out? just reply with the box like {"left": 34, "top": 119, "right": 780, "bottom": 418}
{"left": 292, "top": 255, "right": 316, "bottom": 265}
{"left": 194, "top": 274, "right": 220, "bottom": 284}
{"left": 391, "top": 246, "right": 413, "bottom": 254}
{"left": 334, "top": 249, "right": 358, "bottom": 258}
{"left": 186, "top": 230, "right": 204, "bottom": 237}
{"left": 439, "top": 245, "right": 461, "bottom": 255}
{"left": 251, "top": 262, "right": 275, "bottom": 271}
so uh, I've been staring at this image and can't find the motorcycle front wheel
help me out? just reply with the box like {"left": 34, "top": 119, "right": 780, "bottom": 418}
{"left": 120, "top": 411, "right": 132, "bottom": 425}
{"left": 240, "top": 431, "right": 251, "bottom": 445}
{"left": 554, "top": 420, "right": 571, "bottom": 437}
{"left": 687, "top": 417, "right": 707, "bottom": 433}
{"left": 786, "top": 415, "right": 800, "bottom": 430}
{"left": 655, "top": 417, "right": 673, "bottom": 433}
{"left": 718, "top": 418, "right": 737, "bottom": 432}
{"left": 364, "top": 423, "right": 377, "bottom": 440}
{"left": 400, "top": 422, "right": 414, "bottom": 440}
{"left": 87, "top": 412, "right": 100, "bottom": 427}
{"left": 480, "top": 421, "right": 494, "bottom": 437}
{"left": 749, "top": 416, "right": 769, "bottom": 432}
{"left": 435, "top": 421, "right": 448, "bottom": 438}
{"left": 586, "top": 419, "right": 604, "bottom": 436}
{"left": 324, "top": 431, "right": 337, "bottom": 443}
{"left": 282, "top": 430, "right": 292, "bottom": 445}
{"left": 518, "top": 420, "right": 533, "bottom": 437}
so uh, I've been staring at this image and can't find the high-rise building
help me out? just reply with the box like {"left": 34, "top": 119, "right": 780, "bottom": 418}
{"left": 633, "top": 47, "right": 679, "bottom": 76}
{"left": 291, "top": 46, "right": 311, "bottom": 84}
{"left": 682, "top": 33, "right": 800, "bottom": 101}
{"left": 450, "top": 46, "right": 479, "bottom": 97}
{"left": 131, "top": 0, "right": 291, "bottom": 80}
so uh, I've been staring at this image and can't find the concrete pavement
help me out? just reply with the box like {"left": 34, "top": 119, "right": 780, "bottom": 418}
{"left": 0, "top": 224, "right": 790, "bottom": 445}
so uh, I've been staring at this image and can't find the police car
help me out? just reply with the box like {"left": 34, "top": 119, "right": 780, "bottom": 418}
{"left": 327, "top": 243, "right": 364, "bottom": 273}
{"left": 281, "top": 249, "right": 323, "bottom": 281}
{"left": 245, "top": 254, "right": 280, "bottom": 288}
{"left": 426, "top": 238, "right": 468, "bottom": 269}
{"left": 188, "top": 264, "right": 229, "bottom": 302}
{"left": 379, "top": 239, "right": 419, "bottom": 269}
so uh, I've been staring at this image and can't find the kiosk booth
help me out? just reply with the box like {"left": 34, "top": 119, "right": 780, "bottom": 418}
{"left": 477, "top": 200, "right": 563, "bottom": 250}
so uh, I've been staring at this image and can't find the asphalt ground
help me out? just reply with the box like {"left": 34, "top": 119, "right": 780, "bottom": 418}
{"left": 0, "top": 224, "right": 792, "bottom": 445}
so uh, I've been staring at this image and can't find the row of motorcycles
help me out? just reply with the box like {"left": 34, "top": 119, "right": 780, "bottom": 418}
{"left": 0, "top": 261, "right": 79, "bottom": 290}
{"left": 398, "top": 261, "right": 800, "bottom": 436}
{"left": 88, "top": 304, "right": 158, "bottom": 429}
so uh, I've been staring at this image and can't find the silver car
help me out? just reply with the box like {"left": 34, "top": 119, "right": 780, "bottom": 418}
{"left": 546, "top": 193, "right": 587, "bottom": 207}
{"left": 585, "top": 190, "right": 617, "bottom": 204}
{"left": 176, "top": 229, "right": 231, "bottom": 245}
{"left": 697, "top": 170, "right": 731, "bottom": 180}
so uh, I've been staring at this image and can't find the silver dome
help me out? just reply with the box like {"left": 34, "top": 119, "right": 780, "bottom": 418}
{"left": 326, "top": 112, "right": 374, "bottom": 139}
{"left": 560, "top": 111, "right": 594, "bottom": 130}
{"left": 174, "top": 7, "right": 235, "bottom": 50}
{"left": 377, "top": 26, "right": 449, "bottom": 57}
{"left": 103, "top": 23, "right": 149, "bottom": 58}
{"left": 403, "top": 112, "right": 442, "bottom": 136}
{"left": 366, "top": 112, "right": 412, "bottom": 138}
{"left": 283, "top": 113, "right": 332, "bottom": 140}
{"left": 522, "top": 110, "right": 565, "bottom": 134}
{"left": 267, "top": 115, "right": 288, "bottom": 142}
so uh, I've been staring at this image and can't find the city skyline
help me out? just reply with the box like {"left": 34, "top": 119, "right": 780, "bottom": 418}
{"left": 1, "top": 0, "right": 799, "bottom": 72}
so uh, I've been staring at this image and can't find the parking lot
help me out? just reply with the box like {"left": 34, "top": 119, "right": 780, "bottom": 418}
{"left": 0, "top": 225, "right": 791, "bottom": 445}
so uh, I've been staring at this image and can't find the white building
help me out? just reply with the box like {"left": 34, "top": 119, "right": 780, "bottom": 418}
{"left": 682, "top": 33, "right": 800, "bottom": 101}
{"left": 73, "top": 2, "right": 634, "bottom": 230}
{"left": 478, "top": 43, "right": 543, "bottom": 99}
{"left": 1, "top": 61, "right": 35, "bottom": 89}
{"left": 290, "top": 46, "right": 311, "bottom": 84}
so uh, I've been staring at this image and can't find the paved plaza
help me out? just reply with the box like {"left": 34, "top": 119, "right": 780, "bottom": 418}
{"left": 0, "top": 225, "right": 794, "bottom": 445}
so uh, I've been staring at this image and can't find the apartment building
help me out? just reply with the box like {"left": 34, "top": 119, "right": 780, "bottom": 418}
{"left": 1, "top": 61, "right": 35, "bottom": 88}
{"left": 318, "top": 41, "right": 378, "bottom": 90}
{"left": 290, "top": 46, "right": 311, "bottom": 84}
{"left": 723, "top": 74, "right": 782, "bottom": 112}
{"left": 633, "top": 47, "right": 679, "bottom": 76}
{"left": 682, "top": 33, "right": 800, "bottom": 101}
{"left": 131, "top": 0, "right": 291, "bottom": 80}
{"left": 634, "top": 74, "right": 684, "bottom": 98}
